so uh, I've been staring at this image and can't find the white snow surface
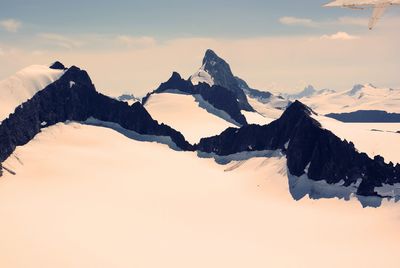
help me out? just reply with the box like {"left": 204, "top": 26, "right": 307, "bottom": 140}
{"left": 189, "top": 64, "right": 214, "bottom": 86}
{"left": 246, "top": 95, "right": 287, "bottom": 119}
{"left": 312, "top": 114, "right": 400, "bottom": 164}
{"left": 242, "top": 111, "right": 274, "bottom": 125}
{"left": 300, "top": 84, "right": 400, "bottom": 114}
{"left": 144, "top": 92, "right": 236, "bottom": 143}
{"left": 0, "top": 65, "right": 65, "bottom": 122}
{"left": 1, "top": 122, "right": 400, "bottom": 267}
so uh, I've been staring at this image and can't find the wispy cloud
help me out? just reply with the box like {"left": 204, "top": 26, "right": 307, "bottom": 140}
{"left": 279, "top": 16, "right": 369, "bottom": 28}
{"left": 38, "top": 33, "right": 84, "bottom": 49}
{"left": 279, "top": 17, "right": 317, "bottom": 27}
{"left": 320, "top": 31, "right": 359, "bottom": 40}
{"left": 116, "top": 35, "right": 157, "bottom": 48}
{"left": 0, "top": 19, "right": 22, "bottom": 33}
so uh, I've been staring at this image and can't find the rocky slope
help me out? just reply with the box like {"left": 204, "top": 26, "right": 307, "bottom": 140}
{"left": 190, "top": 49, "right": 254, "bottom": 111}
{"left": 196, "top": 101, "right": 400, "bottom": 197}
{"left": 143, "top": 72, "right": 247, "bottom": 125}
{"left": 0, "top": 66, "right": 192, "bottom": 170}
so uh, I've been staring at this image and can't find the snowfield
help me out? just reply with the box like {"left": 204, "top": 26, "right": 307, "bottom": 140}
{"left": 144, "top": 92, "right": 236, "bottom": 143}
{"left": 1, "top": 123, "right": 400, "bottom": 268}
{"left": 300, "top": 84, "right": 400, "bottom": 115}
{"left": 0, "top": 65, "right": 65, "bottom": 122}
{"left": 246, "top": 95, "right": 286, "bottom": 120}
{"left": 313, "top": 114, "right": 400, "bottom": 164}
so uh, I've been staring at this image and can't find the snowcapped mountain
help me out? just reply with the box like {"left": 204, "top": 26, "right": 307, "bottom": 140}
{"left": 190, "top": 49, "right": 290, "bottom": 120}
{"left": 3, "top": 121, "right": 400, "bottom": 268}
{"left": 283, "top": 85, "right": 336, "bottom": 100}
{"left": 0, "top": 63, "right": 193, "bottom": 172}
{"left": 1, "top": 60, "right": 400, "bottom": 267}
{"left": 0, "top": 63, "right": 66, "bottom": 122}
{"left": 190, "top": 49, "right": 253, "bottom": 111}
{"left": 298, "top": 83, "right": 400, "bottom": 116}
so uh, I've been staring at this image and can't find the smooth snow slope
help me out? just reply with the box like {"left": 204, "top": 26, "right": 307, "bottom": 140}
{"left": 313, "top": 114, "right": 400, "bottom": 164}
{"left": 0, "top": 65, "right": 65, "bottom": 122}
{"left": 144, "top": 92, "right": 236, "bottom": 143}
{"left": 1, "top": 123, "right": 400, "bottom": 268}
{"left": 246, "top": 95, "right": 286, "bottom": 120}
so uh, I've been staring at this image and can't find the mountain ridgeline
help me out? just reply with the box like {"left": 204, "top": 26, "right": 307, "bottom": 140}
{"left": 0, "top": 66, "right": 192, "bottom": 167}
{"left": 142, "top": 72, "right": 248, "bottom": 126}
{"left": 195, "top": 101, "right": 400, "bottom": 197}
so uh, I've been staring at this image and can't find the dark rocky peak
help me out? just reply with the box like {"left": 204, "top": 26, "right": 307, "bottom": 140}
{"left": 59, "top": 65, "right": 94, "bottom": 88}
{"left": 196, "top": 100, "right": 400, "bottom": 197}
{"left": 156, "top": 72, "right": 194, "bottom": 93}
{"left": 142, "top": 72, "right": 247, "bottom": 126}
{"left": 202, "top": 49, "right": 238, "bottom": 90}
{"left": 203, "top": 49, "right": 230, "bottom": 70}
{"left": 49, "top": 61, "right": 67, "bottom": 70}
{"left": 0, "top": 65, "right": 193, "bottom": 168}
{"left": 142, "top": 72, "right": 195, "bottom": 105}
{"left": 199, "top": 49, "right": 253, "bottom": 111}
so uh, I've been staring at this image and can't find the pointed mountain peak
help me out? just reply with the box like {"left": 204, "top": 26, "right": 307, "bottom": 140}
{"left": 169, "top": 71, "right": 183, "bottom": 81}
{"left": 286, "top": 100, "right": 315, "bottom": 116}
{"left": 202, "top": 49, "right": 227, "bottom": 68}
{"left": 49, "top": 61, "right": 66, "bottom": 70}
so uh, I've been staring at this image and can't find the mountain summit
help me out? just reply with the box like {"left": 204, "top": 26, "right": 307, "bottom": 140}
{"left": 190, "top": 49, "right": 254, "bottom": 111}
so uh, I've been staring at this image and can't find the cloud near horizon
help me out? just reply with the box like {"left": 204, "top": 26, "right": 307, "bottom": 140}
{"left": 279, "top": 16, "right": 369, "bottom": 28}
{"left": 0, "top": 19, "right": 22, "bottom": 33}
{"left": 0, "top": 23, "right": 399, "bottom": 97}
{"left": 320, "top": 32, "right": 359, "bottom": 40}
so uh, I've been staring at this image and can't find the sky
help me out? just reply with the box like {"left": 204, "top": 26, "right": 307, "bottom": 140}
{"left": 0, "top": 0, "right": 399, "bottom": 96}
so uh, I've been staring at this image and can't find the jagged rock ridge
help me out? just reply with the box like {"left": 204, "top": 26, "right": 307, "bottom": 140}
{"left": 0, "top": 66, "right": 193, "bottom": 167}
{"left": 196, "top": 101, "right": 400, "bottom": 197}
{"left": 142, "top": 72, "right": 247, "bottom": 126}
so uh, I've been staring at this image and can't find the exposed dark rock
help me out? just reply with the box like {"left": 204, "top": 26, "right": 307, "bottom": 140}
{"left": 143, "top": 72, "right": 247, "bottom": 126}
{"left": 196, "top": 100, "right": 400, "bottom": 197}
{"left": 200, "top": 49, "right": 254, "bottom": 111}
{"left": 326, "top": 110, "right": 400, "bottom": 123}
{"left": 117, "top": 93, "right": 140, "bottom": 103}
{"left": 235, "top": 76, "right": 272, "bottom": 100}
{"left": 0, "top": 66, "right": 193, "bottom": 164}
{"left": 49, "top": 61, "right": 67, "bottom": 70}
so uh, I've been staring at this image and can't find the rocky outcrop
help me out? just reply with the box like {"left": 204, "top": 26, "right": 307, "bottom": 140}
{"left": 196, "top": 101, "right": 400, "bottom": 197}
{"left": 143, "top": 72, "right": 247, "bottom": 126}
{"left": 235, "top": 76, "right": 272, "bottom": 100}
{"left": 49, "top": 61, "right": 67, "bottom": 70}
{"left": 326, "top": 110, "right": 400, "bottom": 123}
{"left": 0, "top": 66, "right": 193, "bottom": 164}
{"left": 195, "top": 49, "right": 254, "bottom": 111}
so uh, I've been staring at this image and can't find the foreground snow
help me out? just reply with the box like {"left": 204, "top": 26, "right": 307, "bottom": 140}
{"left": 1, "top": 123, "right": 400, "bottom": 268}
{"left": 144, "top": 92, "right": 236, "bottom": 143}
{"left": 0, "top": 65, "right": 65, "bottom": 122}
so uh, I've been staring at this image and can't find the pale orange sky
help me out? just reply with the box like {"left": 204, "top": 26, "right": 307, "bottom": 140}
{"left": 1, "top": 17, "right": 399, "bottom": 96}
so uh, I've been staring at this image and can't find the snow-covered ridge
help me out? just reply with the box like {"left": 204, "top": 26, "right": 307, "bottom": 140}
{"left": 0, "top": 65, "right": 65, "bottom": 122}
{"left": 298, "top": 83, "right": 400, "bottom": 115}
{"left": 144, "top": 91, "right": 236, "bottom": 144}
